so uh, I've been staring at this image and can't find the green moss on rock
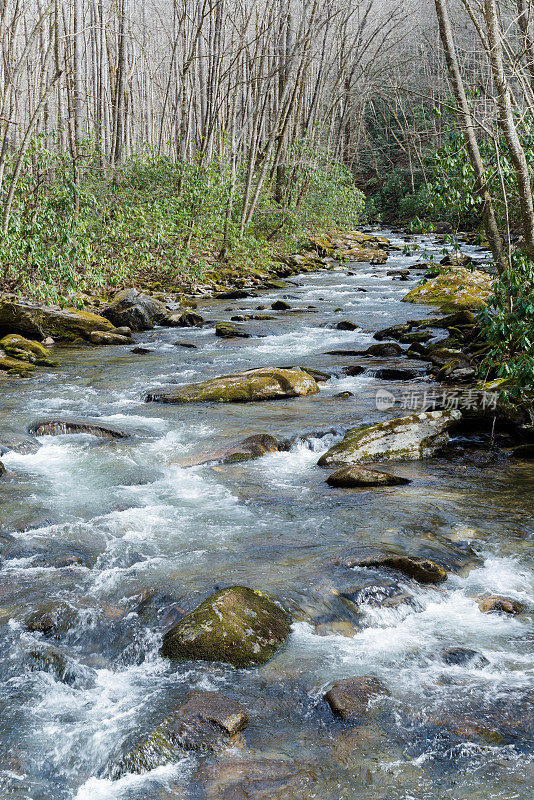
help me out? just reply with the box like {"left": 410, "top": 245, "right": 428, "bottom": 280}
{"left": 402, "top": 267, "right": 493, "bottom": 309}
{"left": 161, "top": 586, "right": 291, "bottom": 667}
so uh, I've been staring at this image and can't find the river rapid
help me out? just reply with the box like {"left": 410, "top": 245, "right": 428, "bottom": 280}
{"left": 0, "top": 231, "right": 532, "bottom": 800}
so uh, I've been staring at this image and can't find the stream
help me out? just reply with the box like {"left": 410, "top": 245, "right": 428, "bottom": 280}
{"left": 0, "top": 231, "right": 532, "bottom": 800}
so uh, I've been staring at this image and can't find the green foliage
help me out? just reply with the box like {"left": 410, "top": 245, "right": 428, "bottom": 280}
{"left": 0, "top": 139, "right": 364, "bottom": 303}
{"left": 479, "top": 253, "right": 534, "bottom": 393}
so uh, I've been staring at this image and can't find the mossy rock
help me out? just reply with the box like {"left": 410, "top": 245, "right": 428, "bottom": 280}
{"left": 0, "top": 355, "right": 35, "bottom": 375}
{"left": 0, "top": 334, "right": 57, "bottom": 366}
{"left": 145, "top": 367, "right": 319, "bottom": 404}
{"left": 0, "top": 296, "right": 116, "bottom": 340}
{"left": 402, "top": 267, "right": 493, "bottom": 309}
{"left": 317, "top": 410, "right": 461, "bottom": 468}
{"left": 161, "top": 586, "right": 291, "bottom": 667}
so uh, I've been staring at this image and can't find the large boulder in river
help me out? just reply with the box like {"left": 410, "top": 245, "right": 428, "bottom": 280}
{"left": 146, "top": 367, "right": 318, "bottom": 403}
{"left": 0, "top": 296, "right": 116, "bottom": 340}
{"left": 317, "top": 410, "right": 461, "bottom": 468}
{"left": 161, "top": 586, "right": 291, "bottom": 667}
{"left": 402, "top": 266, "right": 493, "bottom": 309}
{"left": 180, "top": 433, "right": 280, "bottom": 467}
{"left": 102, "top": 288, "right": 167, "bottom": 331}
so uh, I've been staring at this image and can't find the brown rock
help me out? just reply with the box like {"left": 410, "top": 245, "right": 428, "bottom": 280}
{"left": 344, "top": 555, "right": 447, "bottom": 584}
{"left": 325, "top": 676, "right": 389, "bottom": 720}
{"left": 327, "top": 465, "right": 411, "bottom": 488}
{"left": 478, "top": 596, "right": 525, "bottom": 615}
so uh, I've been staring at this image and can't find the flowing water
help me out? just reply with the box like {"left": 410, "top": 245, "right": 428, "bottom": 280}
{"left": 0, "top": 231, "right": 532, "bottom": 800}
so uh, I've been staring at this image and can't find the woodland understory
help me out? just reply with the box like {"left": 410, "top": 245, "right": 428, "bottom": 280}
{"left": 1, "top": 0, "right": 534, "bottom": 391}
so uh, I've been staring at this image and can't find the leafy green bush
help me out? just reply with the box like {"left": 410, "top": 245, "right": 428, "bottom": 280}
{"left": 479, "top": 253, "right": 534, "bottom": 393}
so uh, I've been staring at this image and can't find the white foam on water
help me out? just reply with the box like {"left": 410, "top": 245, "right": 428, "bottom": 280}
{"left": 233, "top": 326, "right": 369, "bottom": 358}
{"left": 74, "top": 761, "right": 190, "bottom": 800}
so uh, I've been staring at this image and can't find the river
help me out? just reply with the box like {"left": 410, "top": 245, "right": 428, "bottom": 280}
{"left": 0, "top": 231, "right": 532, "bottom": 799}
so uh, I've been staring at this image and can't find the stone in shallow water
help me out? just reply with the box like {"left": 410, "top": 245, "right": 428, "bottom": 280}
{"left": 24, "top": 601, "right": 79, "bottom": 636}
{"left": 164, "top": 311, "right": 204, "bottom": 327}
{"left": 114, "top": 691, "right": 248, "bottom": 776}
{"left": 215, "top": 321, "right": 251, "bottom": 338}
{"left": 373, "top": 368, "right": 419, "bottom": 380}
{"left": 317, "top": 410, "right": 461, "bottom": 468}
{"left": 477, "top": 595, "right": 525, "bottom": 615}
{"left": 326, "top": 465, "right": 411, "bottom": 488}
{"left": 366, "top": 342, "right": 403, "bottom": 357}
{"left": 145, "top": 367, "right": 318, "bottom": 404}
{"left": 442, "top": 647, "right": 489, "bottom": 667}
{"left": 161, "top": 585, "right": 291, "bottom": 666}
{"left": 28, "top": 417, "right": 131, "bottom": 439}
{"left": 325, "top": 676, "right": 389, "bottom": 720}
{"left": 181, "top": 433, "right": 280, "bottom": 467}
{"left": 343, "top": 555, "right": 448, "bottom": 584}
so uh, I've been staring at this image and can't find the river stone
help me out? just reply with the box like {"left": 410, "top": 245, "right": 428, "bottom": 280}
{"left": 0, "top": 355, "right": 34, "bottom": 375}
{"left": 335, "top": 320, "right": 359, "bottom": 330}
{"left": 101, "top": 288, "right": 167, "bottom": 330}
{"left": 326, "top": 465, "right": 411, "bottom": 488}
{"left": 373, "top": 324, "right": 412, "bottom": 341}
{"left": 145, "top": 367, "right": 319, "bottom": 403}
{"left": 24, "top": 601, "right": 78, "bottom": 636}
{"left": 343, "top": 365, "right": 366, "bottom": 377}
{"left": 325, "top": 676, "right": 389, "bottom": 720}
{"left": 181, "top": 433, "right": 280, "bottom": 467}
{"left": 161, "top": 586, "right": 291, "bottom": 666}
{"left": 215, "top": 321, "right": 251, "bottom": 338}
{"left": 402, "top": 266, "right": 493, "bottom": 309}
{"left": 0, "top": 334, "right": 56, "bottom": 366}
{"left": 0, "top": 430, "right": 41, "bottom": 455}
{"left": 366, "top": 342, "right": 403, "bottom": 357}
{"left": 115, "top": 691, "right": 248, "bottom": 776}
{"left": 87, "top": 331, "right": 132, "bottom": 345}
{"left": 440, "top": 250, "right": 473, "bottom": 267}
{"left": 271, "top": 300, "right": 291, "bottom": 310}
{"left": 442, "top": 647, "right": 489, "bottom": 667}
{"left": 344, "top": 555, "right": 448, "bottom": 584}
{"left": 0, "top": 296, "right": 116, "bottom": 340}
{"left": 373, "top": 368, "right": 419, "bottom": 380}
{"left": 0, "top": 461, "right": 5, "bottom": 476}
{"left": 28, "top": 418, "right": 131, "bottom": 439}
{"left": 512, "top": 443, "right": 534, "bottom": 459}
{"left": 339, "top": 583, "right": 414, "bottom": 610}
{"left": 317, "top": 410, "right": 461, "bottom": 468}
{"left": 477, "top": 595, "right": 525, "bottom": 615}
{"left": 163, "top": 311, "right": 204, "bottom": 327}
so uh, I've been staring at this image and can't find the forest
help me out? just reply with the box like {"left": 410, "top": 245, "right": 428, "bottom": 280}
{"left": 0, "top": 3, "right": 532, "bottom": 799}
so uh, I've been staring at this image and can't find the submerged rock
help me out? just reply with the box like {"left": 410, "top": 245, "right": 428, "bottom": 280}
{"left": 115, "top": 691, "right": 248, "bottom": 775}
{"left": 146, "top": 367, "right": 319, "bottom": 403}
{"left": 343, "top": 555, "right": 448, "bottom": 584}
{"left": 339, "top": 583, "right": 414, "bottom": 610}
{"left": 366, "top": 342, "right": 403, "bottom": 357}
{"left": 317, "top": 410, "right": 461, "bottom": 467}
{"left": 0, "top": 430, "right": 41, "bottom": 455}
{"left": 442, "top": 647, "right": 489, "bottom": 667}
{"left": 373, "top": 323, "right": 412, "bottom": 341}
{"left": 325, "top": 676, "right": 389, "bottom": 720}
{"left": 28, "top": 418, "right": 131, "bottom": 439}
{"left": 0, "top": 296, "right": 116, "bottom": 340}
{"left": 102, "top": 288, "right": 166, "bottom": 331}
{"left": 24, "top": 601, "right": 78, "bottom": 636}
{"left": 215, "top": 321, "right": 251, "bottom": 338}
{"left": 181, "top": 433, "right": 280, "bottom": 467}
{"left": 161, "top": 586, "right": 291, "bottom": 666}
{"left": 478, "top": 595, "right": 525, "bottom": 615}
{"left": 326, "top": 465, "right": 411, "bottom": 488}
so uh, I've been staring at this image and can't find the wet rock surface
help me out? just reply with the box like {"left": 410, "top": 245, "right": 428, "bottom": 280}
{"left": 317, "top": 410, "right": 461, "bottom": 467}
{"left": 0, "top": 296, "right": 116, "bottom": 340}
{"left": 161, "top": 586, "right": 291, "bottom": 666}
{"left": 102, "top": 288, "right": 167, "bottom": 330}
{"left": 343, "top": 555, "right": 448, "bottom": 584}
{"left": 326, "top": 465, "right": 411, "bottom": 488}
{"left": 146, "top": 366, "right": 319, "bottom": 403}
{"left": 28, "top": 417, "right": 131, "bottom": 439}
{"left": 325, "top": 676, "right": 389, "bottom": 720}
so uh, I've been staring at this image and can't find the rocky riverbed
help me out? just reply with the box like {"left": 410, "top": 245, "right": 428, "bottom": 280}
{"left": 0, "top": 230, "right": 532, "bottom": 800}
